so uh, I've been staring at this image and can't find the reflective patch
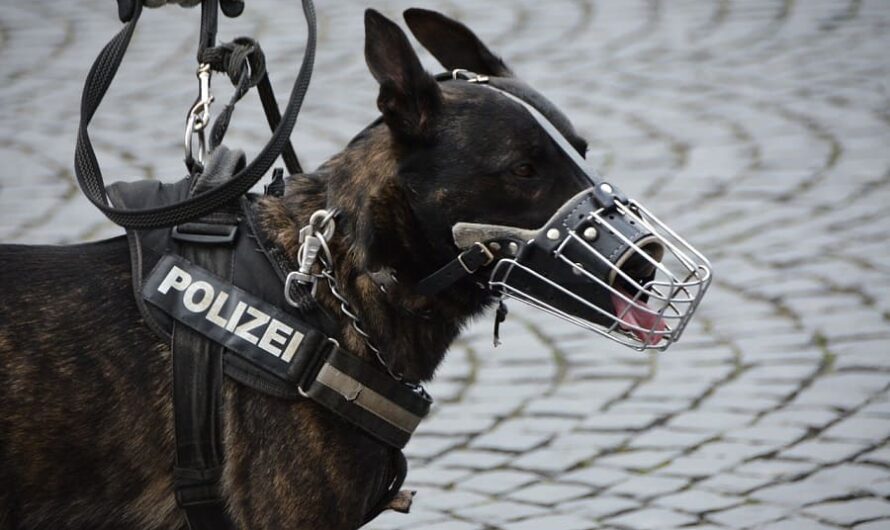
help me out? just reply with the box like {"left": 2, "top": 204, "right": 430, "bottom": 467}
{"left": 143, "top": 254, "right": 308, "bottom": 378}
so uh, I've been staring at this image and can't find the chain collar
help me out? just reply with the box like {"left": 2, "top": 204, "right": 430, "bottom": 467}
{"left": 285, "top": 210, "right": 429, "bottom": 395}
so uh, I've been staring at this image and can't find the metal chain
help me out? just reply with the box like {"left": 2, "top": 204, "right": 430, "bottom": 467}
{"left": 304, "top": 213, "right": 428, "bottom": 395}
{"left": 319, "top": 267, "right": 403, "bottom": 381}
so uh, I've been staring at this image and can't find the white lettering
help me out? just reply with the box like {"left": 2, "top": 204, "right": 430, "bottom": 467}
{"left": 205, "top": 291, "right": 231, "bottom": 328}
{"left": 258, "top": 319, "right": 294, "bottom": 357}
{"left": 157, "top": 266, "right": 192, "bottom": 294}
{"left": 183, "top": 281, "right": 214, "bottom": 313}
{"left": 225, "top": 302, "right": 248, "bottom": 332}
{"left": 234, "top": 307, "right": 270, "bottom": 345}
{"left": 280, "top": 330, "right": 305, "bottom": 363}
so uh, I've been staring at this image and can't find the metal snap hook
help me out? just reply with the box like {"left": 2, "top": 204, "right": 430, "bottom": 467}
{"left": 184, "top": 63, "right": 215, "bottom": 166}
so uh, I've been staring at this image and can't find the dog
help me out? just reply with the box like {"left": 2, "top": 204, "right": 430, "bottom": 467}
{"left": 0, "top": 8, "right": 598, "bottom": 529}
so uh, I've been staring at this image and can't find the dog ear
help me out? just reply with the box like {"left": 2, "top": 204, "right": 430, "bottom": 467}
{"left": 365, "top": 9, "right": 442, "bottom": 141}
{"left": 403, "top": 8, "right": 512, "bottom": 77}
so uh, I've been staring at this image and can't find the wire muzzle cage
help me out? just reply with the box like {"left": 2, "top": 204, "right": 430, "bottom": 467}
{"left": 489, "top": 194, "right": 712, "bottom": 352}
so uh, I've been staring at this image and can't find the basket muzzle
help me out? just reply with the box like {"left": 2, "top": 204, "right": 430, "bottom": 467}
{"left": 478, "top": 183, "right": 711, "bottom": 351}
{"left": 445, "top": 70, "right": 712, "bottom": 351}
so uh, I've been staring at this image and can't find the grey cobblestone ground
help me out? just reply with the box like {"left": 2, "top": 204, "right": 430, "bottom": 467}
{"left": 2, "top": 1, "right": 890, "bottom": 528}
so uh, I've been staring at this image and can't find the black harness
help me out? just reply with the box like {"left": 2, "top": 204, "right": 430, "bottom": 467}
{"left": 73, "top": 2, "right": 432, "bottom": 526}
{"left": 106, "top": 151, "right": 431, "bottom": 527}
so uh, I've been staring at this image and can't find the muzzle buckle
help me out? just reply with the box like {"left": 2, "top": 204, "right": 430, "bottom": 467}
{"left": 458, "top": 242, "right": 495, "bottom": 274}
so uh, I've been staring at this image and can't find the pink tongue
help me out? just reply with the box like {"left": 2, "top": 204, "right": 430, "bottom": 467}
{"left": 610, "top": 289, "right": 667, "bottom": 346}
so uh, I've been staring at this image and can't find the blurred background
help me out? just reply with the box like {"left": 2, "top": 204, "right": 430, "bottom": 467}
{"left": 2, "top": 1, "right": 890, "bottom": 529}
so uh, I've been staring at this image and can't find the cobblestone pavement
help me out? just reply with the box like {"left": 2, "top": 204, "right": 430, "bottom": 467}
{"left": 3, "top": 1, "right": 890, "bottom": 528}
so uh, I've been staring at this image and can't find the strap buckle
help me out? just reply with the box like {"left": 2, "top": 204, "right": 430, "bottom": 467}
{"left": 171, "top": 222, "right": 238, "bottom": 245}
{"left": 458, "top": 242, "right": 495, "bottom": 274}
{"left": 296, "top": 337, "right": 339, "bottom": 398}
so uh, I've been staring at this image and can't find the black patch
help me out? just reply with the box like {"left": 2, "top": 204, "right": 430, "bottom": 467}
{"left": 143, "top": 254, "right": 312, "bottom": 382}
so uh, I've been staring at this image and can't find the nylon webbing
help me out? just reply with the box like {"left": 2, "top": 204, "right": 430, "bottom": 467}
{"left": 74, "top": 0, "right": 316, "bottom": 229}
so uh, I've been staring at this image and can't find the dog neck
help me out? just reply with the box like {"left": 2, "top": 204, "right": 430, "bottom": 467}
{"left": 259, "top": 127, "right": 492, "bottom": 382}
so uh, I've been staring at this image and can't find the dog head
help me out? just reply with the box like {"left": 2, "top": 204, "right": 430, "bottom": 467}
{"left": 355, "top": 9, "right": 590, "bottom": 275}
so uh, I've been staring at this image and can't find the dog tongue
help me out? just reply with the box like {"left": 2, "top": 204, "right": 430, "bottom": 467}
{"left": 610, "top": 288, "right": 667, "bottom": 346}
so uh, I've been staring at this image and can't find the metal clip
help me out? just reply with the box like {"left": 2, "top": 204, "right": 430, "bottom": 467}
{"left": 184, "top": 63, "right": 214, "bottom": 166}
{"left": 286, "top": 209, "right": 339, "bottom": 304}
{"left": 296, "top": 229, "right": 322, "bottom": 282}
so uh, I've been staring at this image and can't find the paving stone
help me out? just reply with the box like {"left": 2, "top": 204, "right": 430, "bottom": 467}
{"left": 416, "top": 489, "right": 490, "bottom": 512}
{"left": 667, "top": 411, "right": 752, "bottom": 432}
{"left": 594, "top": 449, "right": 681, "bottom": 471}
{"left": 406, "top": 467, "right": 472, "bottom": 488}
{"left": 606, "top": 507, "right": 697, "bottom": 529}
{"left": 607, "top": 475, "right": 689, "bottom": 499}
{"left": 781, "top": 439, "right": 870, "bottom": 463}
{"left": 654, "top": 490, "right": 741, "bottom": 513}
{"left": 626, "top": 428, "right": 716, "bottom": 449}
{"left": 750, "top": 478, "right": 852, "bottom": 507}
{"left": 856, "top": 446, "right": 890, "bottom": 466}
{"left": 725, "top": 425, "right": 809, "bottom": 445}
{"left": 420, "top": 521, "right": 483, "bottom": 530}
{"left": 458, "top": 501, "right": 549, "bottom": 525}
{"left": 433, "top": 450, "right": 513, "bottom": 471}
{"left": 822, "top": 416, "right": 890, "bottom": 443}
{"left": 580, "top": 412, "right": 662, "bottom": 431}
{"left": 469, "top": 429, "right": 551, "bottom": 453}
{"left": 657, "top": 455, "right": 736, "bottom": 478}
{"left": 561, "top": 495, "right": 641, "bottom": 519}
{"left": 562, "top": 467, "right": 633, "bottom": 489}
{"left": 501, "top": 514, "right": 595, "bottom": 530}
{"left": 419, "top": 416, "right": 498, "bottom": 436}
{"left": 806, "top": 463, "right": 889, "bottom": 489}
{"left": 855, "top": 520, "right": 890, "bottom": 530}
{"left": 767, "top": 516, "right": 841, "bottom": 530}
{"left": 733, "top": 459, "right": 817, "bottom": 480}
{"left": 698, "top": 473, "right": 776, "bottom": 495}
{"left": 511, "top": 446, "right": 599, "bottom": 473}
{"left": 760, "top": 407, "right": 842, "bottom": 429}
{"left": 708, "top": 503, "right": 790, "bottom": 528}
{"left": 405, "top": 436, "right": 467, "bottom": 460}
{"left": 506, "top": 483, "right": 593, "bottom": 505}
{"left": 804, "top": 498, "right": 890, "bottom": 527}
{"left": 459, "top": 470, "right": 539, "bottom": 496}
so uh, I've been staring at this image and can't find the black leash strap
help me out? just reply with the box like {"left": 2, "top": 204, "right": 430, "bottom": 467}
{"left": 199, "top": 38, "right": 303, "bottom": 175}
{"left": 74, "top": 0, "right": 316, "bottom": 230}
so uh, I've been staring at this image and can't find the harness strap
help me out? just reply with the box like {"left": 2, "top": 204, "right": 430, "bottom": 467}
{"left": 142, "top": 252, "right": 433, "bottom": 449}
{"left": 170, "top": 149, "right": 240, "bottom": 529}
{"left": 172, "top": 233, "right": 237, "bottom": 529}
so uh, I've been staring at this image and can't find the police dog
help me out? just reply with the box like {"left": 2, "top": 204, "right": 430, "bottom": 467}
{"left": 0, "top": 8, "right": 592, "bottom": 529}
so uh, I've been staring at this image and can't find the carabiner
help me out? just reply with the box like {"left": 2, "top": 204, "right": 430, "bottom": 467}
{"left": 184, "top": 63, "right": 215, "bottom": 166}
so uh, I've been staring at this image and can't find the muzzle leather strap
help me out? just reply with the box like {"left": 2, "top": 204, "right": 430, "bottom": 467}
{"left": 415, "top": 242, "right": 496, "bottom": 296}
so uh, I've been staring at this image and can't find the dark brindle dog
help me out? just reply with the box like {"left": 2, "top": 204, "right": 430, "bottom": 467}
{"left": 0, "top": 8, "right": 654, "bottom": 530}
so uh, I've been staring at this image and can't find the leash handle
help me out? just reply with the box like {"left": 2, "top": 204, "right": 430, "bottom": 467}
{"left": 74, "top": 0, "right": 316, "bottom": 229}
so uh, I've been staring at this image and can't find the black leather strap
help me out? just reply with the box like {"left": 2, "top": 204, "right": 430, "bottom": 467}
{"left": 415, "top": 243, "right": 494, "bottom": 296}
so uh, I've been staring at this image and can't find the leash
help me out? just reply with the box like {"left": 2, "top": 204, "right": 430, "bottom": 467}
{"left": 74, "top": 0, "right": 316, "bottom": 230}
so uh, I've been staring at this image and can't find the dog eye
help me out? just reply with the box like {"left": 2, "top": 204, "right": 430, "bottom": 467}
{"left": 511, "top": 163, "right": 536, "bottom": 178}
